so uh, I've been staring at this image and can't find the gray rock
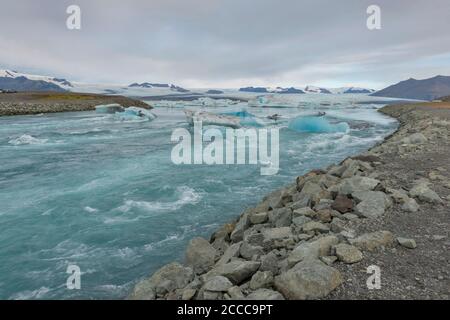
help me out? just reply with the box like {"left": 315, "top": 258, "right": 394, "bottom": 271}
{"left": 227, "top": 286, "right": 245, "bottom": 299}
{"left": 274, "top": 259, "right": 342, "bottom": 299}
{"left": 401, "top": 198, "right": 420, "bottom": 212}
{"left": 401, "top": 133, "right": 427, "bottom": 144}
{"left": 320, "top": 256, "right": 338, "bottom": 265}
{"left": 268, "top": 207, "right": 292, "bottom": 227}
{"left": 350, "top": 230, "right": 395, "bottom": 251}
{"left": 354, "top": 191, "right": 391, "bottom": 218}
{"left": 260, "top": 251, "right": 280, "bottom": 274}
{"left": 409, "top": 181, "right": 443, "bottom": 204}
{"left": 240, "top": 241, "right": 264, "bottom": 260}
{"left": 297, "top": 181, "right": 323, "bottom": 205}
{"left": 216, "top": 242, "right": 242, "bottom": 266}
{"left": 397, "top": 237, "right": 417, "bottom": 249}
{"left": 206, "top": 260, "right": 261, "bottom": 284}
{"left": 230, "top": 211, "right": 251, "bottom": 242}
{"left": 203, "top": 276, "right": 233, "bottom": 292}
{"left": 181, "top": 288, "right": 197, "bottom": 300}
{"left": 292, "top": 215, "right": 312, "bottom": 227}
{"left": 331, "top": 195, "right": 353, "bottom": 213}
{"left": 331, "top": 176, "right": 380, "bottom": 195}
{"left": 293, "top": 207, "right": 316, "bottom": 218}
{"left": 186, "top": 237, "right": 217, "bottom": 274}
{"left": 246, "top": 288, "right": 285, "bottom": 300}
{"left": 249, "top": 212, "right": 268, "bottom": 224}
{"left": 333, "top": 244, "right": 363, "bottom": 263}
{"left": 314, "top": 198, "right": 334, "bottom": 210}
{"left": 262, "top": 227, "right": 292, "bottom": 241}
{"left": 302, "top": 221, "right": 330, "bottom": 233}
{"left": 129, "top": 262, "right": 194, "bottom": 300}
{"left": 288, "top": 235, "right": 339, "bottom": 267}
{"left": 249, "top": 271, "right": 274, "bottom": 290}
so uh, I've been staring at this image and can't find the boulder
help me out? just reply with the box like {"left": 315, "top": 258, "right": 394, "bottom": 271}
{"left": 401, "top": 133, "right": 427, "bottom": 144}
{"left": 129, "top": 262, "right": 194, "bottom": 300}
{"left": 288, "top": 235, "right": 339, "bottom": 266}
{"left": 292, "top": 215, "right": 312, "bottom": 227}
{"left": 332, "top": 176, "right": 380, "bottom": 195}
{"left": 186, "top": 237, "right": 217, "bottom": 274}
{"left": 203, "top": 276, "right": 233, "bottom": 292}
{"left": 331, "top": 195, "right": 353, "bottom": 213}
{"left": 230, "top": 211, "right": 251, "bottom": 242}
{"left": 240, "top": 241, "right": 264, "bottom": 260}
{"left": 246, "top": 288, "right": 285, "bottom": 300}
{"left": 260, "top": 251, "right": 280, "bottom": 274}
{"left": 274, "top": 259, "right": 342, "bottom": 299}
{"left": 333, "top": 244, "right": 363, "bottom": 263}
{"left": 249, "top": 212, "right": 268, "bottom": 225}
{"left": 268, "top": 207, "right": 292, "bottom": 227}
{"left": 302, "top": 221, "right": 330, "bottom": 233}
{"left": 249, "top": 271, "right": 274, "bottom": 290}
{"left": 227, "top": 286, "right": 245, "bottom": 299}
{"left": 293, "top": 207, "right": 317, "bottom": 218}
{"left": 216, "top": 242, "right": 241, "bottom": 266}
{"left": 206, "top": 260, "right": 260, "bottom": 284}
{"left": 353, "top": 191, "right": 391, "bottom": 218}
{"left": 350, "top": 231, "right": 394, "bottom": 251}
{"left": 401, "top": 198, "right": 420, "bottom": 212}
{"left": 409, "top": 181, "right": 443, "bottom": 204}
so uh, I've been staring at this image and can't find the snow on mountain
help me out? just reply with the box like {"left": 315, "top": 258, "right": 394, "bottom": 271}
{"left": 304, "top": 85, "right": 332, "bottom": 94}
{"left": 0, "top": 69, "right": 73, "bottom": 90}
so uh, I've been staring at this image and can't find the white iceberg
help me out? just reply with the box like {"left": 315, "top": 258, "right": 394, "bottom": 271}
{"left": 184, "top": 110, "right": 241, "bottom": 128}
{"left": 95, "top": 103, "right": 125, "bottom": 114}
{"left": 115, "top": 107, "right": 157, "bottom": 121}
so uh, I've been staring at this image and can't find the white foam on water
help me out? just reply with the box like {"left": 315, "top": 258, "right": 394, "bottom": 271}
{"left": 10, "top": 286, "right": 50, "bottom": 300}
{"left": 84, "top": 206, "right": 99, "bottom": 213}
{"left": 8, "top": 134, "right": 48, "bottom": 146}
{"left": 118, "top": 186, "right": 202, "bottom": 213}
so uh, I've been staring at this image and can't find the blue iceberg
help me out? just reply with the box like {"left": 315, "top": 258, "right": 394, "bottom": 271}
{"left": 221, "top": 110, "right": 263, "bottom": 127}
{"left": 288, "top": 116, "right": 349, "bottom": 133}
{"left": 115, "top": 107, "right": 157, "bottom": 121}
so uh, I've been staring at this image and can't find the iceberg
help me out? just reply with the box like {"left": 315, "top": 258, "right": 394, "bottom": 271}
{"left": 95, "top": 103, "right": 125, "bottom": 114}
{"left": 184, "top": 110, "right": 241, "bottom": 128}
{"left": 221, "top": 110, "right": 264, "bottom": 127}
{"left": 114, "top": 107, "right": 157, "bottom": 121}
{"left": 288, "top": 116, "right": 349, "bottom": 133}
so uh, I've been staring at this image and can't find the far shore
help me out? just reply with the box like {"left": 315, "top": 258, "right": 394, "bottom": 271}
{"left": 0, "top": 91, "right": 151, "bottom": 117}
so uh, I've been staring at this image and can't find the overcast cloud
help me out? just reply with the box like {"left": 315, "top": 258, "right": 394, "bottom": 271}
{"left": 1, "top": 0, "right": 449, "bottom": 88}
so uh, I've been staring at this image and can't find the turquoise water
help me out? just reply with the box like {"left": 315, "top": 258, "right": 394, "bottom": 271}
{"left": 0, "top": 96, "right": 397, "bottom": 299}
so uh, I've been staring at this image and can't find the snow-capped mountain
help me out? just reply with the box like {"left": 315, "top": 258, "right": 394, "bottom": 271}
{"left": 239, "top": 86, "right": 305, "bottom": 94}
{"left": 0, "top": 70, "right": 73, "bottom": 92}
{"left": 304, "top": 85, "right": 332, "bottom": 94}
{"left": 330, "top": 87, "right": 375, "bottom": 94}
{"left": 129, "top": 82, "right": 189, "bottom": 93}
{"left": 0, "top": 69, "right": 190, "bottom": 96}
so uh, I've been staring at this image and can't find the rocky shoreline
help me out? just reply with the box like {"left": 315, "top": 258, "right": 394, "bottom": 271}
{"left": 0, "top": 92, "right": 151, "bottom": 116}
{"left": 129, "top": 102, "right": 450, "bottom": 300}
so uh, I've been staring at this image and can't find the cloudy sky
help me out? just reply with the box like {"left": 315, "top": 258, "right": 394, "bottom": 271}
{"left": 1, "top": 0, "right": 450, "bottom": 89}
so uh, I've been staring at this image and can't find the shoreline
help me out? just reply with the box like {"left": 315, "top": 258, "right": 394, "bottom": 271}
{"left": 0, "top": 91, "right": 151, "bottom": 117}
{"left": 129, "top": 101, "right": 450, "bottom": 300}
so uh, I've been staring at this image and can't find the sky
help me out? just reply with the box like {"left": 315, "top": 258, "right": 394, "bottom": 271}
{"left": 1, "top": 0, "right": 450, "bottom": 89}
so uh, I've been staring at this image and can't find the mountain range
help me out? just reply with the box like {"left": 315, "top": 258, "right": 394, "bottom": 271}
{"left": 370, "top": 75, "right": 450, "bottom": 100}
{"left": 3, "top": 69, "right": 449, "bottom": 101}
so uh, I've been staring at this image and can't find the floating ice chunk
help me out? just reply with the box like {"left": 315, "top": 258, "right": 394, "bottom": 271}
{"left": 288, "top": 116, "right": 349, "bottom": 133}
{"left": 95, "top": 103, "right": 125, "bottom": 114}
{"left": 8, "top": 134, "right": 48, "bottom": 145}
{"left": 114, "top": 107, "right": 157, "bottom": 121}
{"left": 221, "top": 110, "right": 264, "bottom": 127}
{"left": 184, "top": 110, "right": 241, "bottom": 128}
